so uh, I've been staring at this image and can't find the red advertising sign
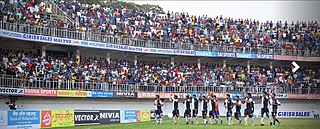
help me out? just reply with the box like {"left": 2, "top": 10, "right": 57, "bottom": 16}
{"left": 138, "top": 92, "right": 226, "bottom": 99}
{"left": 163, "top": 93, "right": 185, "bottom": 99}
{"left": 25, "top": 89, "right": 57, "bottom": 97}
{"left": 307, "top": 94, "right": 320, "bottom": 99}
{"left": 288, "top": 94, "right": 308, "bottom": 99}
{"left": 136, "top": 110, "right": 141, "bottom": 122}
{"left": 41, "top": 110, "right": 52, "bottom": 128}
{"left": 137, "top": 92, "right": 164, "bottom": 98}
{"left": 274, "top": 55, "right": 298, "bottom": 61}
{"left": 212, "top": 93, "right": 226, "bottom": 99}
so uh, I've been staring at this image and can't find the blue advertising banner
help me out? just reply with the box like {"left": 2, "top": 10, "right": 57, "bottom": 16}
{"left": 236, "top": 53, "right": 257, "bottom": 59}
{"left": 195, "top": 51, "right": 217, "bottom": 57}
{"left": 120, "top": 110, "right": 137, "bottom": 123}
{"left": 148, "top": 48, "right": 195, "bottom": 56}
{"left": 217, "top": 52, "right": 236, "bottom": 58}
{"left": 0, "top": 111, "right": 7, "bottom": 126}
{"left": 230, "top": 93, "right": 243, "bottom": 99}
{"left": 0, "top": 29, "right": 194, "bottom": 56}
{"left": 87, "top": 91, "right": 114, "bottom": 98}
{"left": 184, "top": 92, "right": 207, "bottom": 98}
{"left": 7, "top": 110, "right": 40, "bottom": 128}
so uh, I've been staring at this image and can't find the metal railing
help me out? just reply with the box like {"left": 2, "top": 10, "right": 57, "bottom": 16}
{"left": 0, "top": 21, "right": 319, "bottom": 57}
{"left": 45, "top": 0, "right": 75, "bottom": 26}
{"left": 1, "top": 75, "right": 319, "bottom": 94}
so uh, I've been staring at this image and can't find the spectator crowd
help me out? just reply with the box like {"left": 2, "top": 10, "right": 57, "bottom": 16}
{"left": 0, "top": 48, "right": 319, "bottom": 93}
{"left": 0, "top": 0, "right": 319, "bottom": 55}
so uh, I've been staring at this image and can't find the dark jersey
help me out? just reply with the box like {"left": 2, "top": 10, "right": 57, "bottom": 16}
{"left": 235, "top": 100, "right": 241, "bottom": 113}
{"left": 154, "top": 99, "right": 163, "bottom": 111}
{"left": 202, "top": 99, "right": 208, "bottom": 111}
{"left": 174, "top": 100, "right": 178, "bottom": 110}
{"left": 185, "top": 98, "right": 191, "bottom": 110}
{"left": 272, "top": 99, "right": 281, "bottom": 111}
{"left": 245, "top": 98, "right": 254, "bottom": 111}
{"left": 225, "top": 98, "right": 233, "bottom": 112}
{"left": 192, "top": 97, "right": 199, "bottom": 110}
{"left": 262, "top": 96, "right": 269, "bottom": 109}
{"left": 170, "top": 97, "right": 179, "bottom": 110}
{"left": 210, "top": 98, "right": 216, "bottom": 111}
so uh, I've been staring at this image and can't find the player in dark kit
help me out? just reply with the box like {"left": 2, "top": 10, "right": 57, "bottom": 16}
{"left": 183, "top": 95, "right": 191, "bottom": 124}
{"left": 208, "top": 93, "right": 223, "bottom": 124}
{"left": 260, "top": 92, "right": 272, "bottom": 126}
{"left": 169, "top": 94, "right": 180, "bottom": 124}
{"left": 271, "top": 93, "right": 281, "bottom": 126}
{"left": 234, "top": 96, "right": 242, "bottom": 125}
{"left": 243, "top": 93, "right": 255, "bottom": 126}
{"left": 224, "top": 94, "right": 234, "bottom": 126}
{"left": 191, "top": 94, "right": 199, "bottom": 125}
{"left": 154, "top": 95, "right": 163, "bottom": 125}
{"left": 200, "top": 95, "right": 208, "bottom": 125}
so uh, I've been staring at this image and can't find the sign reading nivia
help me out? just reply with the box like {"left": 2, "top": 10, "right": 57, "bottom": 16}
{"left": 0, "top": 87, "right": 24, "bottom": 96}
{"left": 114, "top": 92, "right": 137, "bottom": 98}
{"left": 99, "top": 110, "right": 120, "bottom": 124}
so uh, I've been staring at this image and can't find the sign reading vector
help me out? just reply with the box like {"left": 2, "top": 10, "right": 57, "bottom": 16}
{"left": 74, "top": 110, "right": 100, "bottom": 126}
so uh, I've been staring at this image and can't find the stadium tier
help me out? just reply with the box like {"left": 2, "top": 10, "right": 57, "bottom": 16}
{"left": 0, "top": 0, "right": 319, "bottom": 56}
{"left": 0, "top": 0, "right": 319, "bottom": 95}
{"left": 0, "top": 1, "right": 319, "bottom": 129}
{"left": 0, "top": 47, "right": 319, "bottom": 95}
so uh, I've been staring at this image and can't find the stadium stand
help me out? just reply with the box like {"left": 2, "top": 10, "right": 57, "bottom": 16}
{"left": 0, "top": 0, "right": 319, "bottom": 95}
{"left": 0, "top": 0, "right": 319, "bottom": 56}
{"left": 0, "top": 48, "right": 319, "bottom": 94}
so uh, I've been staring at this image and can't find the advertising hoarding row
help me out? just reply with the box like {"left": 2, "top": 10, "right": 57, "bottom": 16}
{"left": 0, "top": 109, "right": 151, "bottom": 128}
{"left": 0, "top": 87, "right": 318, "bottom": 100}
{"left": 1, "top": 29, "right": 319, "bottom": 61}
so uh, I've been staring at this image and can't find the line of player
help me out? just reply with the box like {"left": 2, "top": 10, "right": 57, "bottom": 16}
{"left": 154, "top": 92, "right": 281, "bottom": 126}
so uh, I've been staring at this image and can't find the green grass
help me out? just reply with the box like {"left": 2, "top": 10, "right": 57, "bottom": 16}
{"left": 56, "top": 118, "right": 320, "bottom": 129}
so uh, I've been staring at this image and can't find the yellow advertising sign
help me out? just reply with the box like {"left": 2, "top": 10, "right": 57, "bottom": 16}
{"left": 57, "top": 90, "right": 87, "bottom": 97}
{"left": 52, "top": 110, "right": 74, "bottom": 127}
{"left": 140, "top": 110, "right": 150, "bottom": 122}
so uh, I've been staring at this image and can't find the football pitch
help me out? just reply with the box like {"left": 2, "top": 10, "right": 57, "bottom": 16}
{"left": 56, "top": 118, "right": 320, "bottom": 129}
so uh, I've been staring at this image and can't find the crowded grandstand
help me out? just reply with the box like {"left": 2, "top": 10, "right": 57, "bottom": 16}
{"left": 0, "top": 0, "right": 319, "bottom": 129}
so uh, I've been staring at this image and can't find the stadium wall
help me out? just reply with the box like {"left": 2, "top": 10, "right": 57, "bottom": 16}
{"left": 0, "top": 97, "right": 319, "bottom": 118}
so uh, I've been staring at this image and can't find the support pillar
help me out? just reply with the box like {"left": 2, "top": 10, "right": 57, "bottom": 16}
{"left": 197, "top": 58, "right": 201, "bottom": 70}
{"left": 107, "top": 53, "right": 110, "bottom": 65}
{"left": 247, "top": 60, "right": 250, "bottom": 72}
{"left": 134, "top": 55, "right": 138, "bottom": 66}
{"left": 41, "top": 46, "right": 46, "bottom": 58}
{"left": 171, "top": 57, "right": 174, "bottom": 66}
{"left": 76, "top": 50, "right": 80, "bottom": 66}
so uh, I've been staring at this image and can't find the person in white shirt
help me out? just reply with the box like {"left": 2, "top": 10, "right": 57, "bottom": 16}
{"left": 183, "top": 95, "right": 191, "bottom": 124}
{"left": 234, "top": 96, "right": 242, "bottom": 125}
{"left": 154, "top": 95, "right": 163, "bottom": 125}
{"left": 271, "top": 93, "right": 281, "bottom": 126}
{"left": 191, "top": 94, "right": 199, "bottom": 125}
{"left": 242, "top": 93, "right": 255, "bottom": 126}
{"left": 200, "top": 94, "right": 208, "bottom": 125}
{"left": 260, "top": 92, "right": 273, "bottom": 126}
{"left": 224, "top": 94, "right": 234, "bottom": 126}
{"left": 169, "top": 94, "right": 180, "bottom": 124}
